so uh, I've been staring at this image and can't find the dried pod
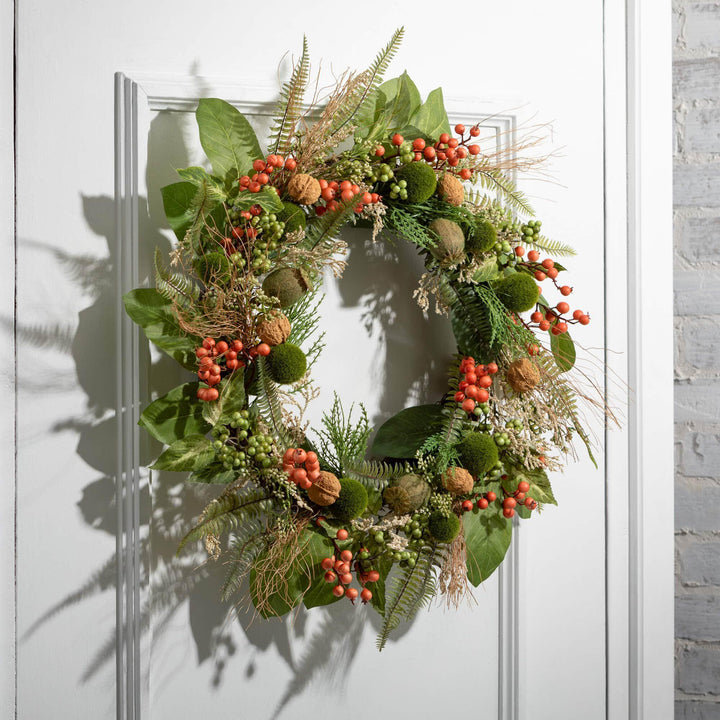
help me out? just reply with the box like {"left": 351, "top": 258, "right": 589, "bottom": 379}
{"left": 287, "top": 173, "right": 321, "bottom": 205}
{"left": 441, "top": 466, "right": 474, "bottom": 496}
{"left": 436, "top": 172, "right": 464, "bottom": 206}
{"left": 307, "top": 471, "right": 341, "bottom": 506}
{"left": 429, "top": 218, "right": 465, "bottom": 265}
{"left": 506, "top": 358, "right": 541, "bottom": 393}
{"left": 256, "top": 313, "right": 291, "bottom": 346}
{"left": 262, "top": 267, "right": 312, "bottom": 308}
{"left": 383, "top": 486, "right": 412, "bottom": 515}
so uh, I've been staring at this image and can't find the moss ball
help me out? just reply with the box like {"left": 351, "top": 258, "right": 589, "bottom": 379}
{"left": 506, "top": 358, "right": 541, "bottom": 393}
{"left": 494, "top": 272, "right": 540, "bottom": 313}
{"left": 467, "top": 218, "right": 497, "bottom": 255}
{"left": 287, "top": 173, "right": 321, "bottom": 205}
{"left": 429, "top": 218, "right": 465, "bottom": 265}
{"left": 332, "top": 478, "right": 368, "bottom": 521}
{"left": 457, "top": 432, "right": 499, "bottom": 478}
{"left": 441, "top": 466, "right": 474, "bottom": 496}
{"left": 266, "top": 342, "right": 307, "bottom": 384}
{"left": 278, "top": 201, "right": 307, "bottom": 234}
{"left": 436, "top": 173, "right": 464, "bottom": 206}
{"left": 428, "top": 512, "right": 461, "bottom": 543}
{"left": 396, "top": 161, "right": 438, "bottom": 203}
{"left": 307, "top": 471, "right": 341, "bottom": 506}
{"left": 193, "top": 252, "right": 231, "bottom": 283}
{"left": 256, "top": 312, "right": 291, "bottom": 346}
{"left": 262, "top": 267, "right": 312, "bottom": 308}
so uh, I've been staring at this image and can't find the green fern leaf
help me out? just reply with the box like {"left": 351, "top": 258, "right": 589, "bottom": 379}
{"left": 154, "top": 249, "right": 199, "bottom": 309}
{"left": 255, "top": 356, "right": 294, "bottom": 447}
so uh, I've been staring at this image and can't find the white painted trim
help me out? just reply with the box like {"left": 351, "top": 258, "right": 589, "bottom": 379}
{"left": 114, "top": 73, "right": 520, "bottom": 719}
{"left": 0, "top": 0, "right": 16, "bottom": 716}
{"left": 604, "top": 0, "right": 674, "bottom": 718}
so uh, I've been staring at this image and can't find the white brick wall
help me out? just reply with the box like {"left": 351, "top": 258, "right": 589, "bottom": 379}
{"left": 674, "top": 1, "right": 720, "bottom": 715}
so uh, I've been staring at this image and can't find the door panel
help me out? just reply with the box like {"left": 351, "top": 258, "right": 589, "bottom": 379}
{"left": 15, "top": 2, "right": 606, "bottom": 718}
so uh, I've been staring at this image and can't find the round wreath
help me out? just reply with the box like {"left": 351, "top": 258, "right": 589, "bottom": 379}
{"left": 125, "top": 32, "right": 606, "bottom": 650}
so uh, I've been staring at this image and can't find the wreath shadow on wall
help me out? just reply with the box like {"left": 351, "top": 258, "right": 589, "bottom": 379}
{"left": 19, "top": 101, "right": 457, "bottom": 716}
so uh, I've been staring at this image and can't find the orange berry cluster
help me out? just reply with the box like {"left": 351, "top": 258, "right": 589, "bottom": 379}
{"left": 282, "top": 448, "right": 321, "bottom": 489}
{"left": 454, "top": 356, "right": 498, "bottom": 414}
{"left": 320, "top": 549, "right": 376, "bottom": 604}
{"left": 315, "top": 180, "right": 379, "bottom": 217}
{"left": 195, "top": 337, "right": 271, "bottom": 402}
{"left": 238, "top": 155, "right": 297, "bottom": 194}
{"left": 461, "top": 481, "right": 538, "bottom": 519}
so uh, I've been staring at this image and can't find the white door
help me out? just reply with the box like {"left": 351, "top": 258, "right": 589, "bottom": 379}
{"left": 9, "top": 1, "right": 673, "bottom": 719}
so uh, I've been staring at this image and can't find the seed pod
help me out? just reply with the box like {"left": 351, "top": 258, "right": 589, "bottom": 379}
{"left": 256, "top": 312, "right": 291, "bottom": 346}
{"left": 506, "top": 358, "right": 541, "bottom": 393}
{"left": 441, "top": 466, "right": 474, "bottom": 496}
{"left": 429, "top": 218, "right": 465, "bottom": 265}
{"left": 262, "top": 267, "right": 312, "bottom": 308}
{"left": 287, "top": 173, "right": 321, "bottom": 205}
{"left": 307, "top": 471, "right": 341, "bottom": 506}
{"left": 436, "top": 172, "right": 464, "bottom": 206}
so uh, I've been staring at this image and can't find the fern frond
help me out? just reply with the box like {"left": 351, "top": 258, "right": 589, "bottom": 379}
{"left": 220, "top": 521, "right": 268, "bottom": 601}
{"left": 524, "top": 234, "right": 577, "bottom": 257}
{"left": 154, "top": 248, "right": 199, "bottom": 309}
{"left": 476, "top": 168, "right": 534, "bottom": 216}
{"left": 342, "top": 459, "right": 405, "bottom": 491}
{"left": 177, "top": 489, "right": 271, "bottom": 554}
{"left": 255, "top": 356, "right": 294, "bottom": 447}
{"left": 330, "top": 27, "right": 404, "bottom": 137}
{"left": 376, "top": 543, "right": 442, "bottom": 651}
{"left": 304, "top": 201, "right": 356, "bottom": 254}
{"left": 385, "top": 205, "right": 437, "bottom": 250}
{"left": 269, "top": 36, "right": 311, "bottom": 156}
{"left": 181, "top": 177, "right": 224, "bottom": 252}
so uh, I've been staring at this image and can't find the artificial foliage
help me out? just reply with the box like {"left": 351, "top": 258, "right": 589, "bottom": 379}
{"left": 125, "top": 31, "right": 612, "bottom": 650}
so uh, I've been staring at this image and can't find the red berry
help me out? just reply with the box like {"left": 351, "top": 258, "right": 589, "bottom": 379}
{"left": 468, "top": 144, "right": 480, "bottom": 155}
{"left": 503, "top": 508, "right": 516, "bottom": 518}
{"left": 462, "top": 398, "right": 476, "bottom": 413}
{"left": 332, "top": 585, "right": 345, "bottom": 598}
{"left": 257, "top": 343, "right": 271, "bottom": 356}
{"left": 252, "top": 159, "right": 266, "bottom": 172}
{"left": 340, "top": 549, "right": 353, "bottom": 562}
{"left": 412, "top": 138, "right": 426, "bottom": 151}
{"left": 454, "top": 391, "right": 465, "bottom": 403}
{"left": 515, "top": 246, "right": 525, "bottom": 257}
{"left": 375, "top": 145, "right": 385, "bottom": 157}
{"left": 477, "top": 498, "right": 489, "bottom": 509}
{"left": 470, "top": 126, "right": 481, "bottom": 137}
{"left": 439, "top": 132, "right": 450, "bottom": 144}
{"left": 391, "top": 133, "right": 404, "bottom": 146}
{"left": 477, "top": 388, "right": 489, "bottom": 403}
{"left": 518, "top": 481, "right": 530, "bottom": 493}
{"left": 528, "top": 344, "right": 539, "bottom": 356}
{"left": 579, "top": 314, "right": 590, "bottom": 325}
{"left": 542, "top": 258, "right": 555, "bottom": 270}
{"left": 539, "top": 320, "right": 550, "bottom": 331}
{"left": 560, "top": 285, "right": 572, "bottom": 296}
{"left": 557, "top": 302, "right": 570, "bottom": 314}
{"left": 503, "top": 497, "right": 517, "bottom": 509}
{"left": 486, "top": 491, "right": 497, "bottom": 502}
{"left": 486, "top": 362, "right": 498, "bottom": 374}
{"left": 454, "top": 124, "right": 466, "bottom": 134}
{"left": 324, "top": 571, "right": 336, "bottom": 583}
{"left": 535, "top": 270, "right": 547, "bottom": 281}
{"left": 527, "top": 250, "right": 540, "bottom": 262}
{"left": 366, "top": 570, "right": 380, "bottom": 583}
{"left": 345, "top": 587, "right": 358, "bottom": 600}
{"left": 337, "top": 529, "right": 349, "bottom": 540}
{"left": 478, "top": 375, "right": 492, "bottom": 389}
{"left": 573, "top": 309, "right": 584, "bottom": 320}
{"left": 340, "top": 573, "right": 353, "bottom": 585}
{"left": 531, "top": 311, "right": 543, "bottom": 323}
{"left": 462, "top": 500, "right": 474, "bottom": 512}
{"left": 361, "top": 588, "right": 373, "bottom": 603}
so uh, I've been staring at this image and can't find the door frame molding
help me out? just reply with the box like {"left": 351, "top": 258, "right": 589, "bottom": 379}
{"left": 105, "top": 0, "right": 673, "bottom": 716}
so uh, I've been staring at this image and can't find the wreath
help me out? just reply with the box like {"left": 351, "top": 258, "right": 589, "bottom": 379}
{"left": 125, "top": 31, "right": 608, "bottom": 650}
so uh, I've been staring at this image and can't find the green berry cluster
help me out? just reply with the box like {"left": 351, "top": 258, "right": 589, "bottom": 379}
{"left": 521, "top": 219, "right": 542, "bottom": 241}
{"left": 211, "top": 410, "right": 276, "bottom": 471}
{"left": 388, "top": 178, "right": 408, "bottom": 200}
{"left": 494, "top": 430, "right": 511, "bottom": 448}
{"left": 396, "top": 140, "right": 415, "bottom": 165}
{"left": 368, "top": 162, "right": 395, "bottom": 184}
{"left": 505, "top": 418, "right": 524, "bottom": 432}
{"left": 472, "top": 402, "right": 491, "bottom": 417}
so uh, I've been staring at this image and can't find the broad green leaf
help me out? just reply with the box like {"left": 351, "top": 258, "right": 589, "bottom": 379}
{"left": 523, "top": 468, "right": 558, "bottom": 506}
{"left": 360, "top": 72, "right": 422, "bottom": 141}
{"left": 176, "top": 166, "right": 226, "bottom": 194}
{"left": 139, "top": 382, "right": 210, "bottom": 445}
{"left": 367, "top": 556, "right": 393, "bottom": 615}
{"left": 202, "top": 369, "right": 246, "bottom": 425}
{"left": 187, "top": 465, "right": 237, "bottom": 484}
{"left": 161, "top": 181, "right": 198, "bottom": 241}
{"left": 472, "top": 256, "right": 500, "bottom": 283}
{"left": 196, "top": 98, "right": 263, "bottom": 179}
{"left": 550, "top": 329, "right": 576, "bottom": 372}
{"left": 463, "top": 506, "right": 513, "bottom": 586}
{"left": 406, "top": 87, "right": 451, "bottom": 139}
{"left": 123, "top": 288, "right": 200, "bottom": 369}
{"left": 371, "top": 404, "right": 445, "bottom": 459}
{"left": 302, "top": 531, "right": 343, "bottom": 610}
{"left": 151, "top": 434, "right": 215, "bottom": 472}
{"left": 233, "top": 186, "right": 283, "bottom": 213}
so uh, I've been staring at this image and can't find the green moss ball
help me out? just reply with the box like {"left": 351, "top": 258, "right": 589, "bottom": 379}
{"left": 457, "top": 432, "right": 499, "bottom": 478}
{"left": 466, "top": 218, "right": 498, "bottom": 254}
{"left": 193, "top": 252, "right": 230, "bottom": 283}
{"left": 266, "top": 342, "right": 307, "bottom": 384}
{"left": 494, "top": 272, "right": 540, "bottom": 313}
{"left": 262, "top": 267, "right": 312, "bottom": 308}
{"left": 278, "top": 201, "right": 307, "bottom": 234}
{"left": 428, "top": 512, "right": 461, "bottom": 543}
{"left": 429, "top": 218, "right": 465, "bottom": 264}
{"left": 332, "top": 478, "right": 369, "bottom": 521}
{"left": 396, "top": 162, "right": 438, "bottom": 203}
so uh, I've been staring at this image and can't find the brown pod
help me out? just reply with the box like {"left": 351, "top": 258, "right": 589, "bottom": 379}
{"left": 442, "top": 466, "right": 474, "bottom": 496}
{"left": 307, "top": 471, "right": 341, "bottom": 506}
{"left": 436, "top": 172, "right": 465, "bottom": 206}
{"left": 256, "top": 313, "right": 291, "bottom": 346}
{"left": 507, "top": 358, "right": 541, "bottom": 393}
{"left": 287, "top": 173, "right": 322, "bottom": 205}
